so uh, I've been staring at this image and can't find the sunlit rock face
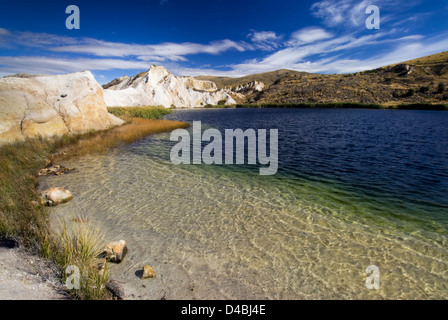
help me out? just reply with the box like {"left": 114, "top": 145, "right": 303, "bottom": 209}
{"left": 0, "top": 71, "right": 124, "bottom": 145}
{"left": 103, "top": 65, "right": 236, "bottom": 108}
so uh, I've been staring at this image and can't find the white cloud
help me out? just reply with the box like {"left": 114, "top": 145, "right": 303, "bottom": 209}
{"left": 290, "top": 27, "right": 333, "bottom": 43}
{"left": 311, "top": 0, "right": 355, "bottom": 26}
{"left": 0, "top": 23, "right": 446, "bottom": 79}
{"left": 311, "top": 0, "right": 422, "bottom": 28}
{"left": 0, "top": 56, "right": 149, "bottom": 75}
{"left": 0, "top": 27, "right": 13, "bottom": 48}
{"left": 0, "top": 28, "right": 10, "bottom": 36}
{"left": 250, "top": 31, "right": 278, "bottom": 42}
{"left": 51, "top": 39, "right": 247, "bottom": 61}
{"left": 248, "top": 31, "right": 283, "bottom": 51}
{"left": 14, "top": 31, "right": 81, "bottom": 47}
{"left": 0, "top": 29, "right": 248, "bottom": 62}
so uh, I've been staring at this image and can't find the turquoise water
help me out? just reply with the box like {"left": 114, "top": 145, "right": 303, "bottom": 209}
{"left": 43, "top": 108, "right": 448, "bottom": 299}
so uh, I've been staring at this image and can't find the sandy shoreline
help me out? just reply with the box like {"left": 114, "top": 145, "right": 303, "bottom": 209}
{"left": 0, "top": 237, "right": 67, "bottom": 300}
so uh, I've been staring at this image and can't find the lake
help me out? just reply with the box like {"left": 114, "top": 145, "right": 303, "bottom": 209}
{"left": 43, "top": 108, "right": 448, "bottom": 299}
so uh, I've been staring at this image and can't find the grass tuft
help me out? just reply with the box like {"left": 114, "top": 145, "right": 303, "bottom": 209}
{"left": 53, "top": 219, "right": 109, "bottom": 300}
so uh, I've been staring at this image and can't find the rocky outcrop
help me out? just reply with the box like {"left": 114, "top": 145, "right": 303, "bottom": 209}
{"left": 103, "top": 65, "right": 236, "bottom": 108}
{"left": 232, "top": 81, "right": 265, "bottom": 93}
{"left": 389, "top": 64, "right": 413, "bottom": 76}
{"left": 0, "top": 71, "right": 124, "bottom": 145}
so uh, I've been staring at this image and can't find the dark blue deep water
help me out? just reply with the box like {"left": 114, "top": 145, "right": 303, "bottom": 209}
{"left": 166, "top": 108, "right": 448, "bottom": 236}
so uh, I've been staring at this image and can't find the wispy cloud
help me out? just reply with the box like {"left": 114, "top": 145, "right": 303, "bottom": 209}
{"left": 290, "top": 27, "right": 333, "bottom": 44}
{"left": 0, "top": 30, "right": 248, "bottom": 62}
{"left": 232, "top": 32, "right": 448, "bottom": 75}
{"left": 248, "top": 31, "right": 283, "bottom": 51}
{"left": 0, "top": 28, "right": 10, "bottom": 36}
{"left": 0, "top": 56, "right": 149, "bottom": 76}
{"left": 0, "top": 4, "right": 447, "bottom": 82}
{"left": 51, "top": 39, "right": 247, "bottom": 61}
{"left": 311, "top": 0, "right": 423, "bottom": 28}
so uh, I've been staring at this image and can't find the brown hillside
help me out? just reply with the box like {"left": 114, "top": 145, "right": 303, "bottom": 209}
{"left": 248, "top": 52, "right": 448, "bottom": 105}
{"left": 196, "top": 69, "right": 306, "bottom": 89}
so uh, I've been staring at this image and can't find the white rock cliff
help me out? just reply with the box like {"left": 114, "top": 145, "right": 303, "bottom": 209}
{"left": 0, "top": 71, "right": 124, "bottom": 145}
{"left": 103, "top": 65, "right": 236, "bottom": 108}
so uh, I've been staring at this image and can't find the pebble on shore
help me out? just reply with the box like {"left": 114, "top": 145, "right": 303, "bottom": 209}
{"left": 142, "top": 265, "right": 155, "bottom": 279}
{"left": 103, "top": 240, "right": 127, "bottom": 263}
{"left": 40, "top": 187, "right": 73, "bottom": 206}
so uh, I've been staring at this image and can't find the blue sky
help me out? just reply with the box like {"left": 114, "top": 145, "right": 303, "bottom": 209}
{"left": 0, "top": 0, "right": 447, "bottom": 84}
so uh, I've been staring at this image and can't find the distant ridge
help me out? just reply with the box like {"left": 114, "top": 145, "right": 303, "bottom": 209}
{"left": 395, "top": 51, "right": 448, "bottom": 67}
{"left": 197, "top": 51, "right": 448, "bottom": 106}
{"left": 196, "top": 69, "right": 306, "bottom": 89}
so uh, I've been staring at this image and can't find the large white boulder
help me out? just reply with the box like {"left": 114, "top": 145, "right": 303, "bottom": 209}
{"left": 0, "top": 71, "right": 124, "bottom": 145}
{"left": 103, "top": 65, "right": 236, "bottom": 108}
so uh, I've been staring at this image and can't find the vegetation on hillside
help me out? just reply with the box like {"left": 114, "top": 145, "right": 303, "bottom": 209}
{"left": 196, "top": 69, "right": 306, "bottom": 89}
{"left": 198, "top": 51, "right": 448, "bottom": 107}
{"left": 234, "top": 103, "right": 448, "bottom": 110}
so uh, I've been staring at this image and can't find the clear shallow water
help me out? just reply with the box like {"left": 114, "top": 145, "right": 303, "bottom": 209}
{"left": 42, "top": 108, "right": 448, "bottom": 299}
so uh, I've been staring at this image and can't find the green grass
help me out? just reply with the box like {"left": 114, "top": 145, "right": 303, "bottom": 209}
{"left": 203, "top": 104, "right": 236, "bottom": 109}
{"left": 107, "top": 106, "right": 172, "bottom": 120}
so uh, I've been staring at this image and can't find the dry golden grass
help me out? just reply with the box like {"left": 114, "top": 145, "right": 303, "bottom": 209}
{"left": 54, "top": 218, "right": 109, "bottom": 300}
{"left": 196, "top": 69, "right": 305, "bottom": 89}
{"left": 400, "top": 51, "right": 448, "bottom": 66}
{"left": 56, "top": 118, "right": 189, "bottom": 160}
{"left": 0, "top": 115, "right": 188, "bottom": 299}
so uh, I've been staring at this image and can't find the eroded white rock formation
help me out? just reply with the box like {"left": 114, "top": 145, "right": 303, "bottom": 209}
{"left": 233, "top": 81, "right": 265, "bottom": 93}
{"left": 103, "top": 65, "right": 236, "bottom": 108}
{"left": 0, "top": 71, "right": 124, "bottom": 145}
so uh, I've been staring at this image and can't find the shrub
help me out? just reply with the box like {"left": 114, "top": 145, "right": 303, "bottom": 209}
{"left": 392, "top": 90, "right": 401, "bottom": 98}
{"left": 437, "top": 83, "right": 446, "bottom": 94}
{"left": 419, "top": 86, "right": 430, "bottom": 94}
{"left": 404, "top": 88, "right": 415, "bottom": 97}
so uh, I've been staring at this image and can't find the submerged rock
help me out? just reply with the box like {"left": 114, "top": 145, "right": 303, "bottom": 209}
{"left": 40, "top": 187, "right": 73, "bottom": 206}
{"left": 103, "top": 240, "right": 127, "bottom": 263}
{"left": 37, "top": 165, "right": 76, "bottom": 176}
